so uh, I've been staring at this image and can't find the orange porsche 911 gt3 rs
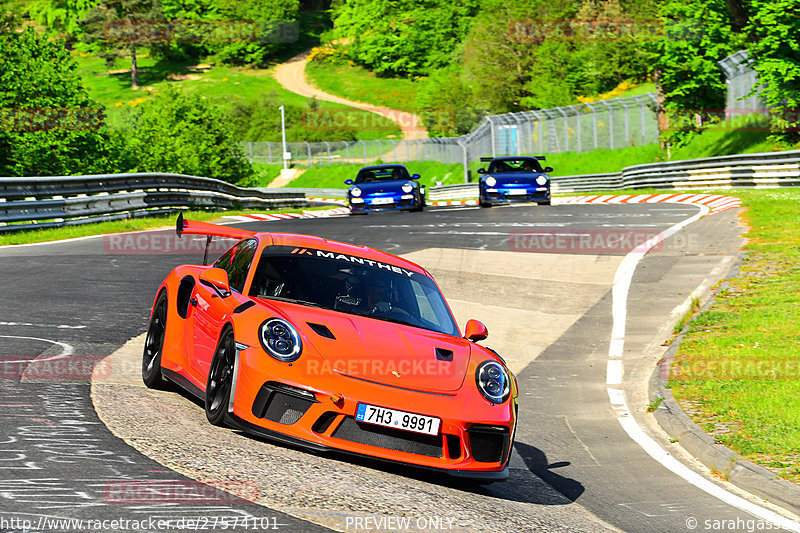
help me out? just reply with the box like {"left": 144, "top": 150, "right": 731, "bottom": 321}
{"left": 142, "top": 214, "right": 518, "bottom": 481}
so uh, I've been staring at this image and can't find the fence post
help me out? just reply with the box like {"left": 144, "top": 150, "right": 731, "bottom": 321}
{"left": 600, "top": 100, "right": 613, "bottom": 149}
{"left": 569, "top": 105, "right": 581, "bottom": 152}
{"left": 267, "top": 143, "right": 272, "bottom": 164}
{"left": 389, "top": 140, "right": 397, "bottom": 162}
{"left": 324, "top": 141, "right": 331, "bottom": 164}
{"left": 361, "top": 140, "right": 367, "bottom": 164}
{"left": 621, "top": 99, "right": 630, "bottom": 147}
{"left": 487, "top": 116, "right": 497, "bottom": 158}
{"left": 556, "top": 107, "right": 569, "bottom": 152}
{"left": 305, "top": 142, "right": 312, "bottom": 167}
{"left": 457, "top": 140, "right": 469, "bottom": 183}
{"left": 530, "top": 110, "right": 544, "bottom": 154}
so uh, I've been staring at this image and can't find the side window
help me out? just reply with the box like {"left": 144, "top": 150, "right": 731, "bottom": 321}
{"left": 215, "top": 239, "right": 258, "bottom": 293}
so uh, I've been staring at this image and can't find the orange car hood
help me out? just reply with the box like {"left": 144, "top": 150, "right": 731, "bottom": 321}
{"left": 262, "top": 301, "right": 470, "bottom": 394}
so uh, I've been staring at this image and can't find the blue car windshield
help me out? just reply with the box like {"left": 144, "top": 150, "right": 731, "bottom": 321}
{"left": 249, "top": 246, "right": 460, "bottom": 337}
{"left": 355, "top": 166, "right": 410, "bottom": 184}
{"left": 488, "top": 159, "right": 543, "bottom": 173}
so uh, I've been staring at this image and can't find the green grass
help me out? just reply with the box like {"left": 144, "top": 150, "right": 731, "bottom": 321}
{"left": 74, "top": 53, "right": 400, "bottom": 139}
{"left": 0, "top": 207, "right": 333, "bottom": 246}
{"left": 267, "top": 161, "right": 466, "bottom": 189}
{"left": 668, "top": 189, "right": 800, "bottom": 483}
{"left": 305, "top": 60, "right": 420, "bottom": 113}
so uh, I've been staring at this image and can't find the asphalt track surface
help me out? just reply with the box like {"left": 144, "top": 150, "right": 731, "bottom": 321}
{"left": 0, "top": 203, "right": 794, "bottom": 532}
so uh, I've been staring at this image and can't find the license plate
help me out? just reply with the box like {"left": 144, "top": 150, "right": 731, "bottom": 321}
{"left": 506, "top": 189, "right": 528, "bottom": 195}
{"left": 356, "top": 403, "right": 440, "bottom": 435}
{"left": 370, "top": 197, "right": 394, "bottom": 205}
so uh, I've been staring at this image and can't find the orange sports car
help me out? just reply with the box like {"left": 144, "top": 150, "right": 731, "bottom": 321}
{"left": 142, "top": 214, "right": 518, "bottom": 481}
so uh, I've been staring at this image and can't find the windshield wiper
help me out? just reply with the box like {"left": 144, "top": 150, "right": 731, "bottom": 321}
{"left": 261, "top": 296, "right": 327, "bottom": 309}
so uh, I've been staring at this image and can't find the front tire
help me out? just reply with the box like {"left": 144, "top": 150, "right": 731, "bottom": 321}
{"left": 142, "top": 292, "right": 168, "bottom": 389}
{"left": 205, "top": 327, "right": 235, "bottom": 426}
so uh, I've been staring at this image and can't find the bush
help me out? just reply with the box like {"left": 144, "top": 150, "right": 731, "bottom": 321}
{"left": 113, "top": 86, "right": 253, "bottom": 183}
{"left": 0, "top": 27, "right": 117, "bottom": 176}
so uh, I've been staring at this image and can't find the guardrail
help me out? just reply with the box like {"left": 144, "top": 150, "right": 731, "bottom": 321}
{"left": 0, "top": 173, "right": 306, "bottom": 233}
{"left": 423, "top": 149, "right": 800, "bottom": 197}
{"left": 552, "top": 150, "right": 800, "bottom": 193}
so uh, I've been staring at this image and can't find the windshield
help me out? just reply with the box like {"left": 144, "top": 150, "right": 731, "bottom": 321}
{"left": 355, "top": 166, "right": 410, "bottom": 184}
{"left": 488, "top": 158, "right": 543, "bottom": 173}
{"left": 249, "top": 246, "right": 459, "bottom": 336}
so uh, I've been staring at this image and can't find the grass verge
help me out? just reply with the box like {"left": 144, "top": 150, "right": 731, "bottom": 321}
{"left": 0, "top": 207, "right": 333, "bottom": 247}
{"left": 305, "top": 60, "right": 419, "bottom": 113}
{"left": 666, "top": 189, "right": 800, "bottom": 483}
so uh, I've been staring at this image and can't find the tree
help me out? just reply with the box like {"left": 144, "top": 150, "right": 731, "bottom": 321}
{"left": 81, "top": 0, "right": 164, "bottom": 89}
{"left": 28, "top": 0, "right": 100, "bottom": 39}
{"left": 331, "top": 0, "right": 481, "bottom": 77}
{"left": 113, "top": 86, "right": 254, "bottom": 183}
{"left": 653, "top": 0, "right": 746, "bottom": 145}
{"left": 415, "top": 66, "right": 485, "bottom": 136}
{"left": 0, "top": 27, "right": 115, "bottom": 176}
{"left": 745, "top": 0, "right": 800, "bottom": 144}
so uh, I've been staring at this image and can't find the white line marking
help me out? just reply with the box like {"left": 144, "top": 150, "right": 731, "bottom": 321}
{"left": 0, "top": 335, "right": 74, "bottom": 358}
{"left": 0, "top": 321, "right": 86, "bottom": 329}
{"left": 606, "top": 206, "right": 800, "bottom": 530}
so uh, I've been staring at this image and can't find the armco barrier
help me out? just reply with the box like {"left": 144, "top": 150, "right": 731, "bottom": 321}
{"left": 0, "top": 173, "right": 306, "bottom": 233}
{"left": 421, "top": 149, "right": 800, "bottom": 198}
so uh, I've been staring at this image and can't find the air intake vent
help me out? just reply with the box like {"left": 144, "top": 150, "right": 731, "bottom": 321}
{"left": 435, "top": 347, "right": 453, "bottom": 361}
{"left": 252, "top": 382, "right": 317, "bottom": 425}
{"left": 308, "top": 322, "right": 335, "bottom": 340}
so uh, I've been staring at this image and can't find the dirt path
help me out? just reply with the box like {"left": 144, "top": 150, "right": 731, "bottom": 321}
{"left": 274, "top": 49, "right": 428, "bottom": 140}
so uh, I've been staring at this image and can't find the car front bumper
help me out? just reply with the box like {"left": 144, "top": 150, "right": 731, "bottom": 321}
{"left": 227, "top": 345, "right": 515, "bottom": 480}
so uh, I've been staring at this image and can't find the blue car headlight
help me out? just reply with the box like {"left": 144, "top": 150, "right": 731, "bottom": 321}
{"left": 485, "top": 176, "right": 496, "bottom": 187}
{"left": 536, "top": 175, "right": 548, "bottom": 186}
{"left": 350, "top": 186, "right": 362, "bottom": 197}
{"left": 259, "top": 318, "right": 302, "bottom": 362}
{"left": 402, "top": 181, "right": 414, "bottom": 193}
{"left": 475, "top": 361, "right": 511, "bottom": 404}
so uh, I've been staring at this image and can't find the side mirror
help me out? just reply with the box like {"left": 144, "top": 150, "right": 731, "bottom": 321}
{"left": 464, "top": 319, "right": 488, "bottom": 342}
{"left": 199, "top": 267, "right": 231, "bottom": 297}
{"left": 544, "top": 166, "right": 553, "bottom": 173}
{"left": 345, "top": 179, "right": 354, "bottom": 185}
{"left": 412, "top": 173, "right": 420, "bottom": 179}
{"left": 477, "top": 168, "right": 487, "bottom": 174}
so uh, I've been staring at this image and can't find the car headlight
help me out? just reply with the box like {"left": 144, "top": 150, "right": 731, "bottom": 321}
{"left": 485, "top": 176, "right": 496, "bottom": 187}
{"left": 351, "top": 186, "right": 362, "bottom": 197}
{"left": 259, "top": 318, "right": 302, "bottom": 362}
{"left": 475, "top": 361, "right": 511, "bottom": 404}
{"left": 401, "top": 182, "right": 414, "bottom": 193}
{"left": 536, "top": 175, "right": 548, "bottom": 186}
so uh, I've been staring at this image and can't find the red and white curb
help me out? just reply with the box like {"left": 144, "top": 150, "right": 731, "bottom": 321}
{"left": 307, "top": 197, "right": 347, "bottom": 206}
{"left": 557, "top": 193, "right": 742, "bottom": 214}
{"left": 223, "top": 207, "right": 349, "bottom": 223}
{"left": 430, "top": 200, "right": 479, "bottom": 207}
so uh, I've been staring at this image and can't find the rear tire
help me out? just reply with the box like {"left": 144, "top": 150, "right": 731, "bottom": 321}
{"left": 142, "top": 292, "right": 168, "bottom": 389}
{"left": 205, "top": 328, "right": 235, "bottom": 427}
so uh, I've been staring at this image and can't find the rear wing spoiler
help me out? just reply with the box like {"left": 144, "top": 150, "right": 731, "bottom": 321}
{"left": 176, "top": 212, "right": 256, "bottom": 240}
{"left": 479, "top": 156, "right": 546, "bottom": 162}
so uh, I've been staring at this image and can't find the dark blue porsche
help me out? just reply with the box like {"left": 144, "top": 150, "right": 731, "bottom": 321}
{"left": 477, "top": 156, "right": 553, "bottom": 207}
{"left": 345, "top": 164, "right": 426, "bottom": 214}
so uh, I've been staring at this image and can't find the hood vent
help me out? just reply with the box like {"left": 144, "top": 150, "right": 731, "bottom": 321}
{"left": 308, "top": 322, "right": 336, "bottom": 340}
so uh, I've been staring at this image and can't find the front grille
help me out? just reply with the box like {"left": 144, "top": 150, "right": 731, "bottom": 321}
{"left": 332, "top": 416, "right": 443, "bottom": 458}
{"left": 468, "top": 425, "right": 511, "bottom": 463}
{"left": 252, "top": 382, "right": 316, "bottom": 425}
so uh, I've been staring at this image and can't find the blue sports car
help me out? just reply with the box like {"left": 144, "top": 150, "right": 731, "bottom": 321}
{"left": 345, "top": 165, "right": 426, "bottom": 214}
{"left": 477, "top": 156, "right": 553, "bottom": 207}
